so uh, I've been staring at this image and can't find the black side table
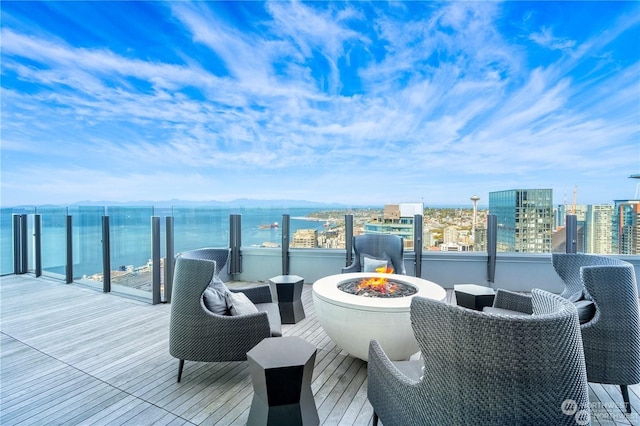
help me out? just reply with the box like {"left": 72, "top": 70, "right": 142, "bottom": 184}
{"left": 454, "top": 284, "right": 496, "bottom": 311}
{"left": 269, "top": 275, "right": 305, "bottom": 324}
{"left": 247, "top": 336, "right": 319, "bottom": 426}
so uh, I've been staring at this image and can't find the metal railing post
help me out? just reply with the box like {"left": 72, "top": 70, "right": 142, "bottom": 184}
{"left": 165, "top": 216, "right": 174, "bottom": 303}
{"left": 229, "top": 214, "right": 242, "bottom": 275}
{"left": 12, "top": 214, "right": 24, "bottom": 274}
{"left": 414, "top": 214, "right": 423, "bottom": 277}
{"left": 151, "top": 216, "right": 161, "bottom": 305}
{"left": 66, "top": 215, "right": 73, "bottom": 283}
{"left": 282, "top": 214, "right": 290, "bottom": 275}
{"left": 345, "top": 214, "right": 353, "bottom": 267}
{"left": 565, "top": 214, "right": 577, "bottom": 254}
{"left": 34, "top": 214, "right": 42, "bottom": 277}
{"left": 102, "top": 216, "right": 111, "bottom": 292}
{"left": 487, "top": 214, "right": 497, "bottom": 284}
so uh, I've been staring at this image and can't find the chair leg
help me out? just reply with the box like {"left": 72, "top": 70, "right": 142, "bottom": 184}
{"left": 372, "top": 412, "right": 379, "bottom": 426}
{"left": 621, "top": 384, "right": 631, "bottom": 413}
{"left": 177, "top": 359, "right": 185, "bottom": 383}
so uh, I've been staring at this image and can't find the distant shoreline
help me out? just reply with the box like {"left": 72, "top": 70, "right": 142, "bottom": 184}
{"left": 3, "top": 203, "right": 489, "bottom": 210}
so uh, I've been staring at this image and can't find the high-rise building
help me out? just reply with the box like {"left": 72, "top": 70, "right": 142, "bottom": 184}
{"left": 291, "top": 229, "right": 318, "bottom": 248}
{"left": 364, "top": 203, "right": 423, "bottom": 249}
{"left": 612, "top": 200, "right": 640, "bottom": 254}
{"left": 555, "top": 204, "right": 587, "bottom": 229}
{"left": 489, "top": 189, "right": 553, "bottom": 253}
{"left": 584, "top": 204, "right": 614, "bottom": 254}
{"left": 474, "top": 226, "right": 488, "bottom": 252}
{"left": 443, "top": 226, "right": 459, "bottom": 245}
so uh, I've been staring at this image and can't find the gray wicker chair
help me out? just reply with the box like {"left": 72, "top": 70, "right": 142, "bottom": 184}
{"left": 342, "top": 234, "right": 406, "bottom": 274}
{"left": 169, "top": 249, "right": 280, "bottom": 382}
{"left": 553, "top": 254, "right": 640, "bottom": 413}
{"left": 179, "top": 247, "right": 232, "bottom": 281}
{"left": 368, "top": 289, "right": 590, "bottom": 426}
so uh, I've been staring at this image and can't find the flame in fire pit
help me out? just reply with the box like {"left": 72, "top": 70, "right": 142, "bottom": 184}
{"left": 357, "top": 266, "right": 397, "bottom": 294}
{"left": 337, "top": 269, "right": 417, "bottom": 298}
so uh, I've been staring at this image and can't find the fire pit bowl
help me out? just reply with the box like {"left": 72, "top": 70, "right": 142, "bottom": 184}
{"left": 312, "top": 272, "right": 446, "bottom": 361}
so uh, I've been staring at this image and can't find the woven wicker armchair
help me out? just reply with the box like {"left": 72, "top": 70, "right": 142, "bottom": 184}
{"left": 179, "top": 247, "right": 232, "bottom": 281}
{"left": 169, "top": 249, "right": 280, "bottom": 382}
{"left": 368, "top": 289, "right": 590, "bottom": 426}
{"left": 342, "top": 234, "right": 406, "bottom": 274}
{"left": 553, "top": 254, "right": 640, "bottom": 413}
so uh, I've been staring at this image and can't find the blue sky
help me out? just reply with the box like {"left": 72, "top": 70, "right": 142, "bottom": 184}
{"left": 1, "top": 1, "right": 639, "bottom": 207}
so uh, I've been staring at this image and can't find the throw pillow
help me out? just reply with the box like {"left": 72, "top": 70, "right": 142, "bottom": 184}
{"left": 209, "top": 274, "right": 228, "bottom": 291}
{"left": 361, "top": 254, "right": 393, "bottom": 273}
{"left": 203, "top": 286, "right": 229, "bottom": 315}
{"left": 226, "top": 291, "right": 259, "bottom": 316}
{"left": 203, "top": 273, "right": 231, "bottom": 315}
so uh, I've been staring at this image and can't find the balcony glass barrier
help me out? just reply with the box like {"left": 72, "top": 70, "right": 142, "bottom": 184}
{"left": 238, "top": 207, "right": 347, "bottom": 249}
{"left": 1, "top": 207, "right": 35, "bottom": 275}
{"left": 0, "top": 209, "right": 13, "bottom": 275}
{"left": 68, "top": 206, "right": 104, "bottom": 286}
{"left": 37, "top": 206, "right": 69, "bottom": 279}
{"left": 27, "top": 215, "right": 35, "bottom": 274}
{"left": 172, "top": 207, "right": 228, "bottom": 253}
{"left": 1, "top": 204, "right": 630, "bottom": 281}
{"left": 103, "top": 206, "right": 155, "bottom": 298}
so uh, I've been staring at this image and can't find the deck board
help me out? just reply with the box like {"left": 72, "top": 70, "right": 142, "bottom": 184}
{"left": 1, "top": 274, "right": 639, "bottom": 425}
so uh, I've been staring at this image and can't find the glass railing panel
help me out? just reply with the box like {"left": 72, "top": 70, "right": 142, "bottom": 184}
{"left": 237, "top": 207, "right": 285, "bottom": 249}
{"left": 25, "top": 214, "right": 35, "bottom": 274}
{"left": 172, "top": 207, "right": 229, "bottom": 254}
{"left": 36, "top": 206, "right": 69, "bottom": 279}
{"left": 153, "top": 207, "right": 172, "bottom": 258}
{"left": 68, "top": 206, "right": 104, "bottom": 288}
{"left": 0, "top": 207, "right": 36, "bottom": 275}
{"left": 0, "top": 208, "right": 13, "bottom": 275}
{"left": 423, "top": 207, "right": 486, "bottom": 253}
{"left": 106, "top": 206, "right": 155, "bottom": 299}
{"left": 234, "top": 207, "right": 346, "bottom": 249}
{"left": 291, "top": 208, "right": 347, "bottom": 249}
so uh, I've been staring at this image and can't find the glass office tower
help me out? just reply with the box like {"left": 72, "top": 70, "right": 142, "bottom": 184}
{"left": 585, "top": 204, "right": 614, "bottom": 254}
{"left": 613, "top": 200, "right": 640, "bottom": 254}
{"left": 489, "top": 189, "right": 553, "bottom": 253}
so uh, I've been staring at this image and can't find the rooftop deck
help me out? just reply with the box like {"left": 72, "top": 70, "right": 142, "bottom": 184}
{"left": 1, "top": 274, "right": 638, "bottom": 425}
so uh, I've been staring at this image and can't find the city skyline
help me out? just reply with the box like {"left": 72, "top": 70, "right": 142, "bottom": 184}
{"left": 1, "top": 1, "right": 639, "bottom": 207}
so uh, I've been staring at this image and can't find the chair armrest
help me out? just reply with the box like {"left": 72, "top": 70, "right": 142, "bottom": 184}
{"left": 341, "top": 263, "right": 359, "bottom": 273}
{"left": 492, "top": 289, "right": 533, "bottom": 314}
{"left": 368, "top": 340, "right": 421, "bottom": 387}
{"left": 229, "top": 284, "right": 273, "bottom": 304}
{"left": 368, "top": 339, "right": 422, "bottom": 425}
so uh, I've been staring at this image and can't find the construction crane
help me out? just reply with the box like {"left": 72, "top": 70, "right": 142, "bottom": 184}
{"left": 570, "top": 185, "right": 578, "bottom": 214}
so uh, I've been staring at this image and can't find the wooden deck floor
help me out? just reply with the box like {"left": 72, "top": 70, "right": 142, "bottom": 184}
{"left": 1, "top": 274, "right": 639, "bottom": 425}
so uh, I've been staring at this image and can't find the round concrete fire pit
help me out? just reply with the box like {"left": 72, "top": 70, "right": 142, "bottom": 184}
{"left": 312, "top": 272, "right": 446, "bottom": 361}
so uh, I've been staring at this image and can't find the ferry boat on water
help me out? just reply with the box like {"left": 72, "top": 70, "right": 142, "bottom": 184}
{"left": 259, "top": 222, "right": 279, "bottom": 229}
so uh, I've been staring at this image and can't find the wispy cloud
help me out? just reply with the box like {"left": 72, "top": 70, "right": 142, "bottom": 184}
{"left": 1, "top": 1, "right": 638, "bottom": 206}
{"left": 529, "top": 27, "right": 576, "bottom": 50}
